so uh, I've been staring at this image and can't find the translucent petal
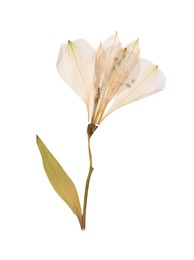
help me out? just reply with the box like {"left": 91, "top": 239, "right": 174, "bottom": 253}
{"left": 98, "top": 39, "right": 140, "bottom": 98}
{"left": 101, "top": 32, "right": 122, "bottom": 50}
{"left": 107, "top": 43, "right": 140, "bottom": 95}
{"left": 96, "top": 45, "right": 122, "bottom": 88}
{"left": 101, "top": 59, "right": 165, "bottom": 122}
{"left": 91, "top": 36, "right": 122, "bottom": 123}
{"left": 94, "top": 33, "right": 122, "bottom": 91}
{"left": 114, "top": 60, "right": 141, "bottom": 96}
{"left": 95, "top": 33, "right": 122, "bottom": 86}
{"left": 127, "top": 39, "right": 140, "bottom": 57}
{"left": 56, "top": 39, "right": 95, "bottom": 111}
{"left": 92, "top": 41, "right": 140, "bottom": 124}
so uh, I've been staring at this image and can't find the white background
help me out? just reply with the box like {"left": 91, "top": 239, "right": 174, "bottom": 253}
{"left": 0, "top": 0, "right": 194, "bottom": 259}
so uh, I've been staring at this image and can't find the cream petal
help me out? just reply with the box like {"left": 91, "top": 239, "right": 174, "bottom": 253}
{"left": 92, "top": 40, "right": 140, "bottom": 125}
{"left": 101, "top": 59, "right": 165, "bottom": 122}
{"left": 100, "top": 39, "right": 140, "bottom": 99}
{"left": 93, "top": 33, "right": 122, "bottom": 92}
{"left": 95, "top": 33, "right": 122, "bottom": 85}
{"left": 101, "top": 32, "right": 122, "bottom": 49}
{"left": 56, "top": 39, "right": 95, "bottom": 115}
{"left": 109, "top": 44, "right": 140, "bottom": 93}
{"left": 91, "top": 37, "right": 122, "bottom": 123}
{"left": 97, "top": 45, "right": 122, "bottom": 86}
{"left": 127, "top": 39, "right": 140, "bottom": 57}
{"left": 114, "top": 60, "right": 141, "bottom": 96}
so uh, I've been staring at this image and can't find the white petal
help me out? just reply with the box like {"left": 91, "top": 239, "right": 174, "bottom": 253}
{"left": 93, "top": 33, "right": 122, "bottom": 95}
{"left": 99, "top": 39, "right": 140, "bottom": 98}
{"left": 56, "top": 39, "right": 95, "bottom": 111}
{"left": 91, "top": 36, "right": 122, "bottom": 123}
{"left": 101, "top": 59, "right": 165, "bottom": 122}
{"left": 96, "top": 33, "right": 123, "bottom": 83}
{"left": 114, "top": 60, "right": 141, "bottom": 96}
{"left": 92, "top": 39, "right": 140, "bottom": 125}
{"left": 127, "top": 39, "right": 140, "bottom": 56}
{"left": 101, "top": 32, "right": 122, "bottom": 49}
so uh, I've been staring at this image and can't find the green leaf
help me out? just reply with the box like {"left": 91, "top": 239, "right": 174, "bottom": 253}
{"left": 36, "top": 135, "right": 82, "bottom": 227}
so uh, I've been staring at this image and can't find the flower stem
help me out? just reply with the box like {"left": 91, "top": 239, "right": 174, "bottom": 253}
{"left": 82, "top": 135, "right": 93, "bottom": 230}
{"left": 81, "top": 124, "right": 97, "bottom": 230}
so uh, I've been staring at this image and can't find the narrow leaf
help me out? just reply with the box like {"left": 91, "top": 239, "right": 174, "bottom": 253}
{"left": 36, "top": 135, "right": 82, "bottom": 226}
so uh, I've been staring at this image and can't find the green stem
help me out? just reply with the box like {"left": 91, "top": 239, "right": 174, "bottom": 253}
{"left": 82, "top": 136, "right": 93, "bottom": 230}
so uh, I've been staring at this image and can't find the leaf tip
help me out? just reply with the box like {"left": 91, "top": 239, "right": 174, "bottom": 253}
{"left": 36, "top": 135, "right": 40, "bottom": 143}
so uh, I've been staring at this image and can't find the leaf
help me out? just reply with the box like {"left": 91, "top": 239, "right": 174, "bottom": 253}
{"left": 36, "top": 135, "right": 82, "bottom": 227}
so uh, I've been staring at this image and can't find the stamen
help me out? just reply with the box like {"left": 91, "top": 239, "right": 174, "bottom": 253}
{"left": 126, "top": 79, "right": 135, "bottom": 88}
{"left": 122, "top": 48, "right": 127, "bottom": 58}
{"left": 94, "top": 87, "right": 100, "bottom": 104}
{"left": 112, "top": 66, "right": 116, "bottom": 72}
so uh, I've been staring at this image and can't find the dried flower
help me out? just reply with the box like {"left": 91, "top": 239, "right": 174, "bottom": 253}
{"left": 57, "top": 33, "right": 165, "bottom": 134}
{"left": 37, "top": 33, "right": 165, "bottom": 230}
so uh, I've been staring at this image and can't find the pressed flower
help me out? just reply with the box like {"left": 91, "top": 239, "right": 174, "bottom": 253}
{"left": 57, "top": 33, "right": 165, "bottom": 130}
{"left": 37, "top": 33, "right": 165, "bottom": 230}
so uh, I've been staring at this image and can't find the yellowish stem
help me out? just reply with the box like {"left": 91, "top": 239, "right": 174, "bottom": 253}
{"left": 82, "top": 135, "right": 93, "bottom": 230}
{"left": 81, "top": 124, "right": 98, "bottom": 230}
